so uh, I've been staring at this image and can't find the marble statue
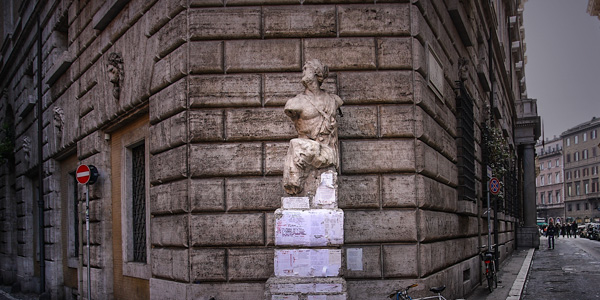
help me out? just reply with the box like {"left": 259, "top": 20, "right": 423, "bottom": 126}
{"left": 283, "top": 59, "right": 343, "bottom": 195}
{"left": 53, "top": 106, "right": 64, "bottom": 143}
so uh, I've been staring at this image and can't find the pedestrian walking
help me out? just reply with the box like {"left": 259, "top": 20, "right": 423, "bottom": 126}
{"left": 547, "top": 223, "right": 556, "bottom": 249}
{"left": 566, "top": 223, "right": 572, "bottom": 238}
{"left": 561, "top": 224, "right": 566, "bottom": 238}
{"left": 572, "top": 222, "right": 578, "bottom": 238}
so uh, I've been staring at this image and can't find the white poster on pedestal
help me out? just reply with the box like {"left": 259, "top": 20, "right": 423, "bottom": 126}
{"left": 274, "top": 249, "right": 342, "bottom": 277}
{"left": 275, "top": 210, "right": 343, "bottom": 246}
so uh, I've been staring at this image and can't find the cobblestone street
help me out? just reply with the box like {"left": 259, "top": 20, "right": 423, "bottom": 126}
{"left": 523, "top": 236, "right": 600, "bottom": 300}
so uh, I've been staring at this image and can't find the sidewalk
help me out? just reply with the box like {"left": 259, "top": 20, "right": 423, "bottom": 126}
{"left": 466, "top": 247, "right": 535, "bottom": 300}
{"left": 1, "top": 249, "right": 538, "bottom": 300}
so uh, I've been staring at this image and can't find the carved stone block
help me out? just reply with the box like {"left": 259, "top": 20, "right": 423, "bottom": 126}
{"left": 379, "top": 105, "right": 415, "bottom": 138}
{"left": 304, "top": 38, "right": 376, "bottom": 70}
{"left": 151, "top": 248, "right": 189, "bottom": 281}
{"left": 377, "top": 37, "right": 413, "bottom": 69}
{"left": 226, "top": 177, "right": 282, "bottom": 211}
{"left": 190, "top": 179, "right": 225, "bottom": 212}
{"left": 226, "top": 108, "right": 295, "bottom": 141}
{"left": 151, "top": 215, "right": 189, "bottom": 247}
{"left": 341, "top": 140, "right": 415, "bottom": 174}
{"left": 382, "top": 244, "right": 418, "bottom": 277}
{"left": 149, "top": 77, "right": 187, "bottom": 125}
{"left": 189, "top": 74, "right": 261, "bottom": 107}
{"left": 338, "top": 4, "right": 410, "bottom": 36}
{"left": 189, "top": 110, "right": 224, "bottom": 142}
{"left": 189, "top": 7, "right": 261, "bottom": 40}
{"left": 337, "top": 105, "right": 378, "bottom": 138}
{"left": 228, "top": 248, "right": 274, "bottom": 280}
{"left": 189, "top": 41, "right": 224, "bottom": 74}
{"left": 150, "top": 46, "right": 186, "bottom": 93}
{"left": 344, "top": 210, "right": 417, "bottom": 243}
{"left": 190, "top": 248, "right": 226, "bottom": 281}
{"left": 338, "top": 71, "right": 413, "bottom": 105}
{"left": 190, "top": 213, "right": 264, "bottom": 246}
{"left": 338, "top": 175, "right": 379, "bottom": 209}
{"left": 189, "top": 143, "right": 262, "bottom": 177}
{"left": 225, "top": 39, "right": 302, "bottom": 72}
{"left": 264, "top": 6, "right": 336, "bottom": 38}
{"left": 150, "top": 145, "right": 187, "bottom": 184}
{"left": 149, "top": 111, "right": 187, "bottom": 155}
{"left": 150, "top": 180, "right": 189, "bottom": 215}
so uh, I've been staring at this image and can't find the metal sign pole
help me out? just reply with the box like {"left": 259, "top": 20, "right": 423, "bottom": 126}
{"left": 86, "top": 183, "right": 91, "bottom": 300}
{"left": 487, "top": 180, "right": 492, "bottom": 251}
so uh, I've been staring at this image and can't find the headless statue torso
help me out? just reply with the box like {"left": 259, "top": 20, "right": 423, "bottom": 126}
{"left": 283, "top": 60, "right": 343, "bottom": 196}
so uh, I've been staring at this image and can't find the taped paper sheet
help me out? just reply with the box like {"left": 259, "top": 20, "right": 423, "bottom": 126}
{"left": 314, "top": 182, "right": 336, "bottom": 208}
{"left": 275, "top": 249, "right": 342, "bottom": 277}
{"left": 346, "top": 248, "right": 363, "bottom": 271}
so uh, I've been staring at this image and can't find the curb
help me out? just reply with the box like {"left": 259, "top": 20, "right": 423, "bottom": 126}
{"left": 506, "top": 248, "right": 535, "bottom": 300}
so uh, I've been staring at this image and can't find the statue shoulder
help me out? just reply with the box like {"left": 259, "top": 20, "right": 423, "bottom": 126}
{"left": 285, "top": 93, "right": 308, "bottom": 109}
{"left": 284, "top": 94, "right": 307, "bottom": 118}
{"left": 332, "top": 94, "right": 343, "bottom": 107}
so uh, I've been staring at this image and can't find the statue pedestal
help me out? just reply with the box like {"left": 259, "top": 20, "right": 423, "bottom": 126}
{"left": 265, "top": 277, "right": 347, "bottom": 300}
{"left": 266, "top": 171, "right": 347, "bottom": 300}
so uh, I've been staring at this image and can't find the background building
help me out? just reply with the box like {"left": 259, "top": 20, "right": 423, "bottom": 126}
{"left": 535, "top": 137, "right": 564, "bottom": 224}
{"left": 562, "top": 117, "right": 600, "bottom": 224}
{"left": 0, "top": 1, "right": 537, "bottom": 299}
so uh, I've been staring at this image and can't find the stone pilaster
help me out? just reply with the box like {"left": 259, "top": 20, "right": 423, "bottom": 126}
{"left": 515, "top": 99, "right": 541, "bottom": 249}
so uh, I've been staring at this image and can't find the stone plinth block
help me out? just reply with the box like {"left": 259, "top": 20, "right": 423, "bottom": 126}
{"left": 275, "top": 209, "right": 344, "bottom": 247}
{"left": 274, "top": 249, "right": 342, "bottom": 277}
{"left": 266, "top": 277, "right": 347, "bottom": 300}
{"left": 282, "top": 197, "right": 310, "bottom": 209}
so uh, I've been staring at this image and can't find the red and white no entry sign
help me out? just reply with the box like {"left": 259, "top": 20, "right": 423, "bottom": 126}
{"left": 76, "top": 164, "right": 98, "bottom": 185}
{"left": 489, "top": 177, "right": 501, "bottom": 195}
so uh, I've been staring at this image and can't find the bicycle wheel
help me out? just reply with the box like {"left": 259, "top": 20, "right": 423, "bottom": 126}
{"left": 492, "top": 262, "right": 498, "bottom": 289}
{"left": 487, "top": 272, "right": 494, "bottom": 293}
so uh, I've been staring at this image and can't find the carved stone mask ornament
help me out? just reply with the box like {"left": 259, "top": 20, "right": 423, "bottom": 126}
{"left": 107, "top": 52, "right": 124, "bottom": 99}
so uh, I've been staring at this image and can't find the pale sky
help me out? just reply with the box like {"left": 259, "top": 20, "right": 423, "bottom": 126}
{"left": 523, "top": 0, "right": 600, "bottom": 140}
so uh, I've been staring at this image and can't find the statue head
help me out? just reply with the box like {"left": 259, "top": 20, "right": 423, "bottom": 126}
{"left": 302, "top": 59, "right": 329, "bottom": 87}
{"left": 107, "top": 53, "right": 124, "bottom": 99}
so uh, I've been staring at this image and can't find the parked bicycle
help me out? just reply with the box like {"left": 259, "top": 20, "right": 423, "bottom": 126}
{"left": 388, "top": 283, "right": 447, "bottom": 300}
{"left": 480, "top": 250, "right": 498, "bottom": 292}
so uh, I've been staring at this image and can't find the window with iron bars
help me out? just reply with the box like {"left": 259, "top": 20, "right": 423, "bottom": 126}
{"left": 131, "top": 143, "right": 146, "bottom": 263}
{"left": 456, "top": 81, "right": 476, "bottom": 202}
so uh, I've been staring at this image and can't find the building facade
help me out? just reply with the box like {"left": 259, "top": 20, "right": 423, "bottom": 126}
{"left": 563, "top": 117, "right": 600, "bottom": 224}
{"left": 0, "top": 1, "right": 536, "bottom": 299}
{"left": 535, "top": 137, "right": 564, "bottom": 224}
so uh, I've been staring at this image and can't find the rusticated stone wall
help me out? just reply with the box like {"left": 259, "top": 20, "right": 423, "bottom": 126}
{"left": 0, "top": 0, "right": 524, "bottom": 299}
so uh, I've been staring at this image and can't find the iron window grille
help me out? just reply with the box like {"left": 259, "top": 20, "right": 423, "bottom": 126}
{"left": 456, "top": 81, "right": 476, "bottom": 202}
{"left": 131, "top": 143, "right": 146, "bottom": 263}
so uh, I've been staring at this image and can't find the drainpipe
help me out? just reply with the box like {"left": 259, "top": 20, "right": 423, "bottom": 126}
{"left": 37, "top": 15, "right": 46, "bottom": 295}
